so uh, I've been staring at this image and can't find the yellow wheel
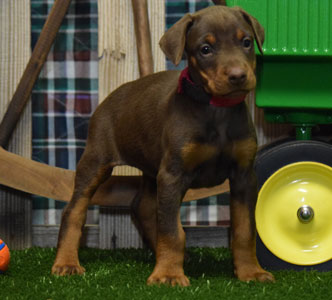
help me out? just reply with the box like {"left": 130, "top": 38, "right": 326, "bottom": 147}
{"left": 256, "top": 161, "right": 332, "bottom": 265}
{"left": 255, "top": 140, "right": 332, "bottom": 270}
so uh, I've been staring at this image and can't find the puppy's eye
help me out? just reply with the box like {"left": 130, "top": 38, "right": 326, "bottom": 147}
{"left": 200, "top": 45, "right": 212, "bottom": 56}
{"left": 242, "top": 37, "right": 252, "bottom": 49}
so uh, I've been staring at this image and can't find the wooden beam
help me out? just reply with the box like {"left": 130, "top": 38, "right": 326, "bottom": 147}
{"left": 0, "top": 0, "right": 72, "bottom": 148}
{"left": 0, "top": 146, "right": 229, "bottom": 207}
{"left": 131, "top": 0, "right": 154, "bottom": 77}
{"left": 0, "top": 146, "right": 74, "bottom": 201}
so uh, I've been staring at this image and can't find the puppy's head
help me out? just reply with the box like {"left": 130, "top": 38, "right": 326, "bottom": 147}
{"left": 159, "top": 6, "right": 264, "bottom": 99}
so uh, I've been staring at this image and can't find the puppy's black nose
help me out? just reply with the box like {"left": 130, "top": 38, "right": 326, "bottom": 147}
{"left": 228, "top": 67, "right": 247, "bottom": 86}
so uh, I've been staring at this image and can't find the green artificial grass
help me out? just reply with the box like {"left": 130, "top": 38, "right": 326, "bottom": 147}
{"left": 1, "top": 247, "right": 332, "bottom": 300}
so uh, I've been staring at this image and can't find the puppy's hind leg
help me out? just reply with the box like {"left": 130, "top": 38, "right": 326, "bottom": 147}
{"left": 52, "top": 148, "right": 114, "bottom": 276}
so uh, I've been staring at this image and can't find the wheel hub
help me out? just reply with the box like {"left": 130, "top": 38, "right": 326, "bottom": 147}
{"left": 297, "top": 205, "right": 314, "bottom": 224}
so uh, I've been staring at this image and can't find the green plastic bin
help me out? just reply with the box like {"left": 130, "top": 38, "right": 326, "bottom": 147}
{"left": 228, "top": 0, "right": 332, "bottom": 139}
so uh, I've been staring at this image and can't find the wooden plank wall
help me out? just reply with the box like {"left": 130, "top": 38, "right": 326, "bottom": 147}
{"left": 0, "top": 0, "right": 32, "bottom": 249}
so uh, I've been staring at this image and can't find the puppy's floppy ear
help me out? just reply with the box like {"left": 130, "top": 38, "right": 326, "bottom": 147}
{"left": 159, "top": 13, "right": 193, "bottom": 66}
{"left": 234, "top": 7, "right": 265, "bottom": 55}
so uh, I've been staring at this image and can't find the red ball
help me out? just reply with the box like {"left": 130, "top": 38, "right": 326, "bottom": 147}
{"left": 0, "top": 239, "right": 10, "bottom": 273}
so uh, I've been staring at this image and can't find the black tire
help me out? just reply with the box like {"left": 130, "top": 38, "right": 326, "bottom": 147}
{"left": 255, "top": 140, "right": 332, "bottom": 271}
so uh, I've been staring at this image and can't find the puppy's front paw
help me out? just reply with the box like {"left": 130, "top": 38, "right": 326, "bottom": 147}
{"left": 255, "top": 270, "right": 275, "bottom": 282}
{"left": 147, "top": 272, "right": 190, "bottom": 287}
{"left": 52, "top": 263, "right": 85, "bottom": 276}
{"left": 236, "top": 267, "right": 275, "bottom": 283}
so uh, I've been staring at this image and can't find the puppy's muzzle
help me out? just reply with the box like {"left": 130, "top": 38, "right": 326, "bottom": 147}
{"left": 228, "top": 67, "right": 247, "bottom": 86}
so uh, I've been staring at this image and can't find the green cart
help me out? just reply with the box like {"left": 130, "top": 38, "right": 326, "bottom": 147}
{"left": 228, "top": 0, "right": 332, "bottom": 270}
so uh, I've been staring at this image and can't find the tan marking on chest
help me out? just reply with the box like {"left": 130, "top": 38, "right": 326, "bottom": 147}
{"left": 181, "top": 143, "right": 218, "bottom": 171}
{"left": 231, "top": 138, "right": 257, "bottom": 169}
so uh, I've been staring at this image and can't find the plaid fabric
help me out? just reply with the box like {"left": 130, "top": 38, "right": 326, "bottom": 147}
{"left": 31, "top": 0, "right": 98, "bottom": 225}
{"left": 181, "top": 195, "right": 230, "bottom": 226}
{"left": 31, "top": 0, "right": 230, "bottom": 227}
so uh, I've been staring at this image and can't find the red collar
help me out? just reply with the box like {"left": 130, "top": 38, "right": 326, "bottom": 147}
{"left": 177, "top": 67, "right": 246, "bottom": 107}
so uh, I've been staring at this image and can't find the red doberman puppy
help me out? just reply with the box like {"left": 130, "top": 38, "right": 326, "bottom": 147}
{"left": 52, "top": 5, "right": 275, "bottom": 286}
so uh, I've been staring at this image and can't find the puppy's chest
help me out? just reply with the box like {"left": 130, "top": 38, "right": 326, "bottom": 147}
{"left": 180, "top": 117, "right": 255, "bottom": 186}
{"left": 181, "top": 138, "right": 249, "bottom": 188}
{"left": 181, "top": 134, "right": 229, "bottom": 174}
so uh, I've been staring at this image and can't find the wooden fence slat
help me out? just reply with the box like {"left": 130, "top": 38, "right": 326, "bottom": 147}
{"left": 0, "top": 0, "right": 32, "bottom": 250}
